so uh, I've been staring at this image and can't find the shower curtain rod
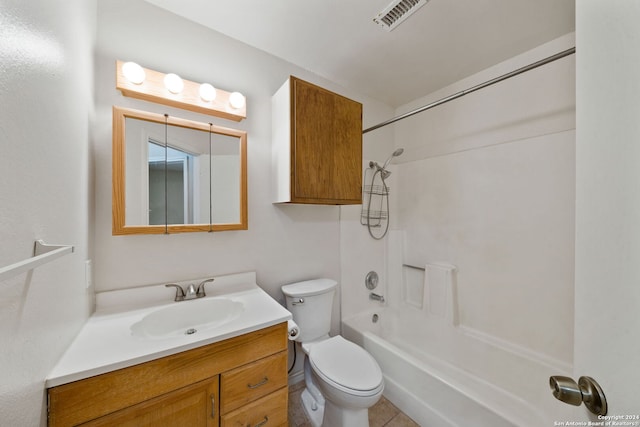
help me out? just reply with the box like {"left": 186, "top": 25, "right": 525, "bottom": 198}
{"left": 362, "top": 46, "right": 576, "bottom": 134}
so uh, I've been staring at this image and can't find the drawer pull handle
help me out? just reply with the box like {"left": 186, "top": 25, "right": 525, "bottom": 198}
{"left": 210, "top": 394, "right": 216, "bottom": 418}
{"left": 247, "top": 377, "right": 269, "bottom": 389}
{"left": 254, "top": 415, "right": 269, "bottom": 427}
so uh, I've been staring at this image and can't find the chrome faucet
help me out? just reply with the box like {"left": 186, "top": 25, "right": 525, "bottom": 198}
{"left": 196, "top": 278, "right": 214, "bottom": 297}
{"left": 165, "top": 284, "right": 186, "bottom": 301}
{"left": 369, "top": 292, "right": 385, "bottom": 303}
{"left": 165, "top": 278, "right": 215, "bottom": 302}
{"left": 184, "top": 283, "right": 198, "bottom": 300}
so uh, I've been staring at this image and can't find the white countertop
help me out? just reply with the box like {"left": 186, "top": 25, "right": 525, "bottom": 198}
{"left": 46, "top": 272, "right": 291, "bottom": 388}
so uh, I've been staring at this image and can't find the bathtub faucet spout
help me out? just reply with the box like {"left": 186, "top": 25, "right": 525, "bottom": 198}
{"left": 369, "top": 292, "right": 385, "bottom": 303}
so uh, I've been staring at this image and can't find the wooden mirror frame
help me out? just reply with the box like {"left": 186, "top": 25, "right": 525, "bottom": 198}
{"left": 112, "top": 106, "right": 247, "bottom": 235}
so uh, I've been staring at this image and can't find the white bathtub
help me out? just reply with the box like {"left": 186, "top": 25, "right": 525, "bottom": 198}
{"left": 342, "top": 308, "right": 554, "bottom": 427}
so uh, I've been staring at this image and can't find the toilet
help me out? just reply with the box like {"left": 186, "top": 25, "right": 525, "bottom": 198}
{"left": 282, "top": 278, "right": 384, "bottom": 427}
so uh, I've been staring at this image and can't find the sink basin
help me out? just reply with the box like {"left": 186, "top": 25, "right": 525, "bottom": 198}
{"left": 130, "top": 298, "right": 244, "bottom": 338}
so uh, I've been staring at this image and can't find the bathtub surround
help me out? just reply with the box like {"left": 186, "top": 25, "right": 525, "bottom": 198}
{"left": 346, "top": 31, "right": 576, "bottom": 361}
{"left": 341, "top": 33, "right": 577, "bottom": 425}
{"left": 0, "top": 0, "right": 96, "bottom": 425}
{"left": 399, "top": 33, "right": 575, "bottom": 364}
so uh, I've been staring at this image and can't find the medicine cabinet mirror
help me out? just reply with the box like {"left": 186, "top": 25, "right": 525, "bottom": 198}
{"left": 112, "top": 106, "right": 247, "bottom": 235}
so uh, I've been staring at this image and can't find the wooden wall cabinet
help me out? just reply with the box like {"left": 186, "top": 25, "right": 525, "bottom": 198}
{"left": 48, "top": 323, "right": 288, "bottom": 427}
{"left": 272, "top": 76, "right": 363, "bottom": 205}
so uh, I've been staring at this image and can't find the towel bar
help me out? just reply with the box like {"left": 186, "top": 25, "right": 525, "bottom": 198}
{"left": 0, "top": 240, "right": 74, "bottom": 282}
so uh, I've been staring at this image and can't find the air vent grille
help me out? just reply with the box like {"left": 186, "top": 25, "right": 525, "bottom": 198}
{"left": 373, "top": 0, "right": 429, "bottom": 31}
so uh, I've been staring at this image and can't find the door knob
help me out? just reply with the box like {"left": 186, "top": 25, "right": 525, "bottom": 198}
{"left": 549, "top": 375, "right": 607, "bottom": 416}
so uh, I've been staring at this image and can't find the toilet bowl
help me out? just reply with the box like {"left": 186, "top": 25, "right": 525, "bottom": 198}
{"left": 308, "top": 335, "right": 384, "bottom": 426}
{"left": 282, "top": 279, "right": 384, "bottom": 427}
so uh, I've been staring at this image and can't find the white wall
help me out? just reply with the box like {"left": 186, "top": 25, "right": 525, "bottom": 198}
{"left": 0, "top": 0, "right": 96, "bottom": 425}
{"left": 93, "top": 0, "right": 394, "bottom": 335}
{"left": 387, "top": 33, "right": 576, "bottom": 367}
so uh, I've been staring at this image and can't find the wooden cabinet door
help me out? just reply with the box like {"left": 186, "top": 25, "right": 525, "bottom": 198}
{"left": 291, "top": 77, "right": 362, "bottom": 204}
{"left": 81, "top": 377, "right": 219, "bottom": 427}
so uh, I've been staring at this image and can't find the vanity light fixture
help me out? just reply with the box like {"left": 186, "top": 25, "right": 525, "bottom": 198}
{"left": 199, "top": 83, "right": 217, "bottom": 102}
{"left": 121, "top": 61, "right": 146, "bottom": 85}
{"left": 229, "top": 92, "right": 246, "bottom": 109}
{"left": 163, "top": 73, "right": 184, "bottom": 94}
{"left": 115, "top": 60, "right": 246, "bottom": 121}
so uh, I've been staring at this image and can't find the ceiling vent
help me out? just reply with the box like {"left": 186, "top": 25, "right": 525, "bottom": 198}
{"left": 373, "top": 0, "right": 429, "bottom": 31}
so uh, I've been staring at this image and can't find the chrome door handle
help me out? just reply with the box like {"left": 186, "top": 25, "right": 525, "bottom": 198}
{"left": 549, "top": 375, "right": 607, "bottom": 416}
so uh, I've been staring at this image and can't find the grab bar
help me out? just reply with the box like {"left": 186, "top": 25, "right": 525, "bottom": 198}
{"left": 0, "top": 240, "right": 74, "bottom": 282}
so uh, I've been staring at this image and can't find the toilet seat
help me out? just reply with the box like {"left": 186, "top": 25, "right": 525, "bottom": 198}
{"left": 308, "top": 336, "right": 383, "bottom": 397}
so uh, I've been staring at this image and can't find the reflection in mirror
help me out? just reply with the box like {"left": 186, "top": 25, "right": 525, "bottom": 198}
{"left": 124, "top": 117, "right": 211, "bottom": 227}
{"left": 113, "top": 106, "right": 247, "bottom": 235}
{"left": 147, "top": 142, "right": 199, "bottom": 225}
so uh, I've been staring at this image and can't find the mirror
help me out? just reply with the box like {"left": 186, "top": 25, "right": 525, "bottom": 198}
{"left": 113, "top": 106, "right": 247, "bottom": 235}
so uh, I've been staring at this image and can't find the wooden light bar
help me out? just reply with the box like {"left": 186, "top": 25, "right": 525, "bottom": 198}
{"left": 115, "top": 60, "right": 246, "bottom": 122}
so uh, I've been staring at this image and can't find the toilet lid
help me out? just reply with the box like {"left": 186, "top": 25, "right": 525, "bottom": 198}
{"left": 309, "top": 336, "right": 383, "bottom": 393}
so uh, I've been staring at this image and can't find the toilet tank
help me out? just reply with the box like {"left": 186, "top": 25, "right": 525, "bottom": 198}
{"left": 281, "top": 278, "right": 337, "bottom": 343}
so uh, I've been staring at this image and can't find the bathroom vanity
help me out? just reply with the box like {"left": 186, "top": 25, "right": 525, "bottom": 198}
{"left": 46, "top": 272, "right": 291, "bottom": 427}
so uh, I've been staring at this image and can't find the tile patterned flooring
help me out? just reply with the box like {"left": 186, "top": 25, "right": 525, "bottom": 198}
{"left": 288, "top": 381, "right": 420, "bottom": 427}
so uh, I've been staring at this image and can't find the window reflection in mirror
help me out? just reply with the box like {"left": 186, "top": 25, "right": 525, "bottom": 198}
{"left": 147, "top": 142, "right": 199, "bottom": 225}
{"left": 113, "top": 106, "right": 247, "bottom": 235}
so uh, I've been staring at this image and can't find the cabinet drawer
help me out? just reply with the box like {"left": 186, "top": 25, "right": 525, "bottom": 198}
{"left": 220, "top": 387, "right": 287, "bottom": 427}
{"left": 220, "top": 351, "right": 287, "bottom": 414}
{"left": 81, "top": 378, "right": 218, "bottom": 427}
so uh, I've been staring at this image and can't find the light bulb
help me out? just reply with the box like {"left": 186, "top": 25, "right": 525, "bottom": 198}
{"left": 164, "top": 73, "right": 184, "bottom": 94}
{"left": 122, "top": 62, "right": 145, "bottom": 84}
{"left": 229, "top": 92, "right": 245, "bottom": 109}
{"left": 199, "top": 83, "right": 217, "bottom": 102}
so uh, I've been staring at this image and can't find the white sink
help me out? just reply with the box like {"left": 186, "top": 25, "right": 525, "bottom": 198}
{"left": 130, "top": 297, "right": 244, "bottom": 339}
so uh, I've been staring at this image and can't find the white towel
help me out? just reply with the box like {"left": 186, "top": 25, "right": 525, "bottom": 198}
{"left": 425, "top": 263, "right": 458, "bottom": 326}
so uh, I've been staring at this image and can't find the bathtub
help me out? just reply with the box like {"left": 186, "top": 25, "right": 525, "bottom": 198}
{"left": 342, "top": 308, "right": 555, "bottom": 427}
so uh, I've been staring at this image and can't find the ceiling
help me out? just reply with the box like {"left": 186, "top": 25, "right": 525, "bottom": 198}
{"left": 144, "top": 0, "right": 575, "bottom": 107}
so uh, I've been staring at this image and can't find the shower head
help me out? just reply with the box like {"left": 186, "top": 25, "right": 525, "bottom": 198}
{"left": 369, "top": 148, "right": 404, "bottom": 180}
{"left": 382, "top": 148, "right": 404, "bottom": 169}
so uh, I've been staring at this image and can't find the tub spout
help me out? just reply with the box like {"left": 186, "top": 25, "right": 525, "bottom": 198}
{"left": 370, "top": 292, "right": 385, "bottom": 303}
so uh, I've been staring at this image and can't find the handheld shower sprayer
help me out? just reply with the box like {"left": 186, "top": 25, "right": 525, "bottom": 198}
{"left": 362, "top": 148, "right": 404, "bottom": 240}
{"left": 382, "top": 148, "right": 404, "bottom": 169}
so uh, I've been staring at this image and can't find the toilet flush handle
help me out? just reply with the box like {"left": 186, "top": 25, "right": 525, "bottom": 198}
{"left": 292, "top": 298, "right": 304, "bottom": 305}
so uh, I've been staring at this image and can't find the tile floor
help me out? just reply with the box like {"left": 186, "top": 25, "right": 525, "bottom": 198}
{"left": 288, "top": 381, "right": 420, "bottom": 427}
